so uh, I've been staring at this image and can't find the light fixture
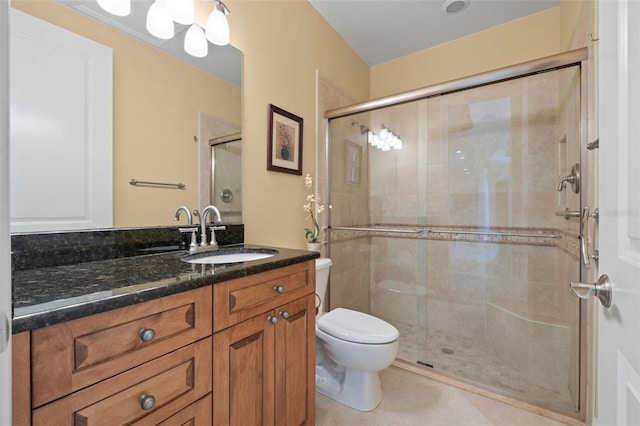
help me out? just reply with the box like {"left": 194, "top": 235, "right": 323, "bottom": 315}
{"left": 96, "top": 0, "right": 232, "bottom": 60}
{"left": 184, "top": 24, "right": 208, "bottom": 57}
{"left": 96, "top": 0, "right": 130, "bottom": 16}
{"left": 167, "top": 0, "right": 194, "bottom": 26}
{"left": 352, "top": 120, "right": 403, "bottom": 152}
{"left": 146, "top": 0, "right": 174, "bottom": 40}
{"left": 205, "top": 0, "right": 230, "bottom": 46}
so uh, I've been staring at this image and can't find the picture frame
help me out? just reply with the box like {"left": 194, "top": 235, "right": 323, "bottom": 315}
{"left": 267, "top": 104, "right": 303, "bottom": 175}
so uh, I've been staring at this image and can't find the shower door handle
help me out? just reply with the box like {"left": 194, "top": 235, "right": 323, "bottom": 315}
{"left": 580, "top": 206, "right": 599, "bottom": 267}
{"left": 570, "top": 274, "right": 612, "bottom": 308}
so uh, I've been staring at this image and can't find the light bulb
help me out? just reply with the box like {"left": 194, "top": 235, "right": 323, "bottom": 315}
{"left": 205, "top": 5, "right": 230, "bottom": 46}
{"left": 167, "top": 0, "right": 194, "bottom": 25}
{"left": 184, "top": 24, "right": 208, "bottom": 58}
{"left": 367, "top": 130, "right": 374, "bottom": 144}
{"left": 379, "top": 127, "right": 389, "bottom": 140}
{"left": 371, "top": 134, "right": 380, "bottom": 147}
{"left": 146, "top": 1, "right": 174, "bottom": 39}
{"left": 97, "top": 0, "right": 130, "bottom": 16}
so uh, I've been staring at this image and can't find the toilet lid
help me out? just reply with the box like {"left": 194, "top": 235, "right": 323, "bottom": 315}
{"left": 317, "top": 308, "right": 399, "bottom": 344}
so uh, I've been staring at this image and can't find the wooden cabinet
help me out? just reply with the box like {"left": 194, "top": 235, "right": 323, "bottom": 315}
{"left": 30, "top": 286, "right": 212, "bottom": 408}
{"left": 14, "top": 286, "right": 213, "bottom": 425}
{"left": 12, "top": 259, "right": 316, "bottom": 426}
{"left": 213, "top": 260, "right": 316, "bottom": 426}
{"left": 32, "top": 337, "right": 212, "bottom": 425}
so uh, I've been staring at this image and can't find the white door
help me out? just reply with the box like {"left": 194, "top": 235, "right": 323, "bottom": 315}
{"left": 0, "top": 1, "right": 12, "bottom": 425}
{"left": 597, "top": 0, "right": 640, "bottom": 424}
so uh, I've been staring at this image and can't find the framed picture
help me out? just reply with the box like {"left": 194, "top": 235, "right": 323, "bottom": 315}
{"left": 267, "top": 104, "right": 303, "bottom": 175}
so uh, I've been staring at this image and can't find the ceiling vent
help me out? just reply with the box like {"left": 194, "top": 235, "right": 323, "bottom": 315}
{"left": 442, "top": 0, "right": 470, "bottom": 14}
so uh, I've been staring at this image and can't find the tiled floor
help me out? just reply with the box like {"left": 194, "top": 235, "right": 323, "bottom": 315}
{"left": 315, "top": 366, "right": 576, "bottom": 426}
{"left": 392, "top": 320, "right": 575, "bottom": 413}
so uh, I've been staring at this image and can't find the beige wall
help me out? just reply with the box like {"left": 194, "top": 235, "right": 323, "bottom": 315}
{"left": 370, "top": 8, "right": 562, "bottom": 99}
{"left": 228, "top": 0, "right": 370, "bottom": 248}
{"left": 12, "top": 0, "right": 241, "bottom": 228}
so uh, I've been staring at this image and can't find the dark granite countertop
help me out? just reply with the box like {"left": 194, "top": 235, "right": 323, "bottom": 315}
{"left": 12, "top": 244, "right": 319, "bottom": 333}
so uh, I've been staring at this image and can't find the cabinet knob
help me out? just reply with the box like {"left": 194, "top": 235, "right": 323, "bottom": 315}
{"left": 139, "top": 394, "right": 156, "bottom": 410}
{"left": 267, "top": 316, "right": 278, "bottom": 325}
{"left": 279, "top": 311, "right": 290, "bottom": 319}
{"left": 273, "top": 285, "right": 285, "bottom": 294}
{"left": 138, "top": 328, "right": 156, "bottom": 343}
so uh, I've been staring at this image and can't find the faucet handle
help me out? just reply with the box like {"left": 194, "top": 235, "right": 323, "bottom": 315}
{"left": 178, "top": 227, "right": 198, "bottom": 253}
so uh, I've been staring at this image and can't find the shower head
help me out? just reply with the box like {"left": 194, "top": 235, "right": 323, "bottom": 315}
{"left": 351, "top": 120, "right": 370, "bottom": 134}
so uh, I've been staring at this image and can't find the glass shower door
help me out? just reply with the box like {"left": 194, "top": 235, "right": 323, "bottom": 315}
{"left": 418, "top": 66, "right": 582, "bottom": 413}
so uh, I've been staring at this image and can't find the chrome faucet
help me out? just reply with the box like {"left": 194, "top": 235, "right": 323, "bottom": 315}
{"left": 199, "top": 205, "right": 224, "bottom": 249}
{"left": 174, "top": 206, "right": 192, "bottom": 225}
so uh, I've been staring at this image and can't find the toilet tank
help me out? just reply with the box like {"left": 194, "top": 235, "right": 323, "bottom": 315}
{"left": 315, "top": 258, "right": 333, "bottom": 315}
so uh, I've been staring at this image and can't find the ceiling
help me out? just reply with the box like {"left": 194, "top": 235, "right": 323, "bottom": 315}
{"left": 56, "top": 0, "right": 560, "bottom": 85}
{"left": 309, "top": 0, "right": 560, "bottom": 66}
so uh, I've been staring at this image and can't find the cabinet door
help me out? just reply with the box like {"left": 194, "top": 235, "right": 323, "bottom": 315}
{"left": 213, "top": 313, "right": 275, "bottom": 426}
{"left": 275, "top": 295, "right": 315, "bottom": 426}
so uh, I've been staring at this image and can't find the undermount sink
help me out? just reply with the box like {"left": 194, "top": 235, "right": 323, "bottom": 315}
{"left": 181, "top": 248, "right": 278, "bottom": 265}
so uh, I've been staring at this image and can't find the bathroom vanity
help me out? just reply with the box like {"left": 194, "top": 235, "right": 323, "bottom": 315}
{"left": 10, "top": 228, "right": 318, "bottom": 425}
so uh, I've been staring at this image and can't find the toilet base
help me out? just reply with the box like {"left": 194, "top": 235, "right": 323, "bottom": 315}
{"left": 315, "top": 364, "right": 383, "bottom": 412}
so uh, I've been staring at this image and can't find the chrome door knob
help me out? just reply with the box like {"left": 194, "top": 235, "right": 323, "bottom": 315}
{"left": 267, "top": 316, "right": 278, "bottom": 325}
{"left": 570, "top": 274, "right": 612, "bottom": 308}
{"left": 273, "top": 285, "right": 285, "bottom": 294}
{"left": 279, "top": 311, "right": 289, "bottom": 319}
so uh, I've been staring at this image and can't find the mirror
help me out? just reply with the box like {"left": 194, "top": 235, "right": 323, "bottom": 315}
{"left": 10, "top": 0, "right": 242, "bottom": 231}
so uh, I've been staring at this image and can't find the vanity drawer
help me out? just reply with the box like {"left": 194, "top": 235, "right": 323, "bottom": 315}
{"left": 31, "top": 286, "right": 212, "bottom": 407}
{"left": 32, "top": 337, "right": 212, "bottom": 426}
{"left": 213, "top": 260, "right": 315, "bottom": 331}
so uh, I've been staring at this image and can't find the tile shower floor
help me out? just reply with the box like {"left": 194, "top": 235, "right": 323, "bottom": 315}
{"left": 315, "top": 366, "right": 576, "bottom": 426}
{"left": 394, "top": 322, "right": 575, "bottom": 412}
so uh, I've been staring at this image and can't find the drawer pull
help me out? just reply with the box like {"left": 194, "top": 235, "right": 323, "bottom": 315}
{"left": 139, "top": 393, "right": 156, "bottom": 410}
{"left": 267, "top": 316, "right": 278, "bottom": 325}
{"left": 138, "top": 328, "right": 156, "bottom": 343}
{"left": 273, "top": 285, "right": 285, "bottom": 294}
{"left": 279, "top": 311, "right": 289, "bottom": 319}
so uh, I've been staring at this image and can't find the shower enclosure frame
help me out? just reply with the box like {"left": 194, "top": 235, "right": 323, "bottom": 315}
{"left": 322, "top": 47, "right": 590, "bottom": 420}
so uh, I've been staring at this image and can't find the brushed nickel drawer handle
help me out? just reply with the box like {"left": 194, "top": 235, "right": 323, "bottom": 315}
{"left": 273, "top": 285, "right": 285, "bottom": 294}
{"left": 138, "top": 328, "right": 156, "bottom": 343}
{"left": 139, "top": 394, "right": 156, "bottom": 410}
{"left": 279, "top": 311, "right": 290, "bottom": 319}
{"left": 267, "top": 316, "right": 278, "bottom": 325}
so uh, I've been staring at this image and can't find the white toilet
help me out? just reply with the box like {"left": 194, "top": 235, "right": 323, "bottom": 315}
{"left": 315, "top": 258, "right": 399, "bottom": 411}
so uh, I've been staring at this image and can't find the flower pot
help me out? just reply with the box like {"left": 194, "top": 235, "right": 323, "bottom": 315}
{"left": 306, "top": 242, "right": 322, "bottom": 253}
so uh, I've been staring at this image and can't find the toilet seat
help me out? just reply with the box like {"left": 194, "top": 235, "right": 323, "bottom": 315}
{"left": 317, "top": 308, "right": 399, "bottom": 344}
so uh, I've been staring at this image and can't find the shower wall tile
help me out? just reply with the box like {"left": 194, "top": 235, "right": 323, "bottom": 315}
{"left": 527, "top": 245, "right": 559, "bottom": 282}
{"left": 449, "top": 273, "right": 486, "bottom": 307}
{"left": 425, "top": 194, "right": 450, "bottom": 225}
{"left": 529, "top": 341, "right": 570, "bottom": 392}
{"left": 327, "top": 238, "right": 371, "bottom": 314}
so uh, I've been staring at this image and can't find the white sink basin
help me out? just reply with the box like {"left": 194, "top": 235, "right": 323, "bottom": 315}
{"left": 182, "top": 249, "right": 277, "bottom": 265}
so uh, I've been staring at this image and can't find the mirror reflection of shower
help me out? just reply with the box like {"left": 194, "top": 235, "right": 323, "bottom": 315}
{"left": 210, "top": 132, "right": 242, "bottom": 224}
